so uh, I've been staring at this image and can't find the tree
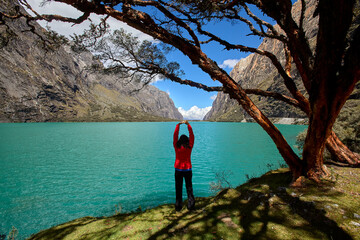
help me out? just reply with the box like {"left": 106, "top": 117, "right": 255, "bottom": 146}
{"left": 1, "top": 0, "right": 359, "bottom": 183}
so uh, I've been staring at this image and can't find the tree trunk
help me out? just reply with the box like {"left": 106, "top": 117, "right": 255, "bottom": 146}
{"left": 326, "top": 132, "right": 360, "bottom": 167}
{"left": 293, "top": 95, "right": 360, "bottom": 167}
{"left": 302, "top": 111, "right": 332, "bottom": 182}
{"left": 223, "top": 82, "right": 304, "bottom": 180}
{"left": 303, "top": 87, "right": 358, "bottom": 181}
{"left": 302, "top": 0, "right": 356, "bottom": 181}
{"left": 280, "top": 76, "right": 359, "bottom": 167}
{"left": 263, "top": 0, "right": 359, "bottom": 169}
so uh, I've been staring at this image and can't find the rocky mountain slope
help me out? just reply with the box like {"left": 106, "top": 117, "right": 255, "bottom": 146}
{"left": 0, "top": 0, "right": 182, "bottom": 122}
{"left": 205, "top": 0, "right": 359, "bottom": 123}
{"left": 204, "top": 0, "right": 317, "bottom": 122}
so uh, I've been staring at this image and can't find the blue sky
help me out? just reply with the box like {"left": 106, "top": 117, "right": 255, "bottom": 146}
{"left": 153, "top": 33, "right": 262, "bottom": 110}
{"left": 152, "top": 10, "right": 271, "bottom": 117}
{"left": 26, "top": 0, "right": 277, "bottom": 119}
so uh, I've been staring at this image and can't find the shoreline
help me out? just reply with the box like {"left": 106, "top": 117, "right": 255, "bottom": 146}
{"left": 27, "top": 166, "right": 360, "bottom": 240}
{"left": 0, "top": 118, "right": 308, "bottom": 125}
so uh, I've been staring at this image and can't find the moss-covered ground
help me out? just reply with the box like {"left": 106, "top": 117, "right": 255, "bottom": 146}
{"left": 29, "top": 166, "right": 360, "bottom": 240}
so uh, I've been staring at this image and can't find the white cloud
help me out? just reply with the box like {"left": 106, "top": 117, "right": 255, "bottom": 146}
{"left": 210, "top": 94, "right": 217, "bottom": 100}
{"left": 219, "top": 59, "right": 240, "bottom": 69}
{"left": 166, "top": 90, "right": 170, "bottom": 96}
{"left": 178, "top": 106, "right": 212, "bottom": 120}
{"left": 25, "top": 0, "right": 153, "bottom": 41}
{"left": 150, "top": 75, "right": 164, "bottom": 84}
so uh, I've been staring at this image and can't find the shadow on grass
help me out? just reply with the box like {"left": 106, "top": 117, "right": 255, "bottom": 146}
{"left": 146, "top": 170, "right": 353, "bottom": 240}
{"left": 29, "top": 169, "right": 355, "bottom": 240}
{"left": 28, "top": 213, "right": 136, "bottom": 240}
{"left": 28, "top": 217, "right": 100, "bottom": 240}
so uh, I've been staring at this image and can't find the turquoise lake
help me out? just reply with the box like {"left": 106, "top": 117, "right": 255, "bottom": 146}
{"left": 0, "top": 122, "right": 306, "bottom": 239}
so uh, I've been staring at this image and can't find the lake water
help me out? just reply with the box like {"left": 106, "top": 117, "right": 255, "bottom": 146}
{"left": 0, "top": 122, "right": 306, "bottom": 239}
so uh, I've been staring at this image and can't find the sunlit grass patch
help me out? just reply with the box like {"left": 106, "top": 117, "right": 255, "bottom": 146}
{"left": 29, "top": 166, "right": 360, "bottom": 240}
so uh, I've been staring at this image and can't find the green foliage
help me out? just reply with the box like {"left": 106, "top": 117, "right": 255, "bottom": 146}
{"left": 41, "top": 26, "right": 69, "bottom": 50}
{"left": 176, "top": 0, "right": 221, "bottom": 15}
{"left": 71, "top": 19, "right": 109, "bottom": 53}
{"left": 295, "top": 128, "right": 307, "bottom": 153}
{"left": 244, "top": 161, "right": 288, "bottom": 182}
{"left": 173, "top": 0, "right": 241, "bottom": 22}
{"left": 7, "top": 226, "right": 18, "bottom": 240}
{"left": 347, "top": 0, "right": 360, "bottom": 44}
{"left": 277, "top": 161, "right": 288, "bottom": 168}
{"left": 333, "top": 99, "right": 360, "bottom": 153}
{"left": 266, "top": 163, "right": 275, "bottom": 171}
{"left": 209, "top": 170, "right": 233, "bottom": 194}
{"left": 71, "top": 25, "right": 183, "bottom": 86}
{"left": 114, "top": 203, "right": 122, "bottom": 215}
{"left": 136, "top": 205, "right": 142, "bottom": 212}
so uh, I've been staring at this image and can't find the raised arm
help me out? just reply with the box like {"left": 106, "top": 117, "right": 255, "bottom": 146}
{"left": 187, "top": 123, "right": 194, "bottom": 148}
{"left": 173, "top": 123, "right": 180, "bottom": 148}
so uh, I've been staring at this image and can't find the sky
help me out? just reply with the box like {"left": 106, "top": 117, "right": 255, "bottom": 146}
{"left": 24, "top": 0, "right": 273, "bottom": 120}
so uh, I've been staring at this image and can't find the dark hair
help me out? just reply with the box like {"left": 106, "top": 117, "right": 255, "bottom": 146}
{"left": 176, "top": 134, "right": 190, "bottom": 149}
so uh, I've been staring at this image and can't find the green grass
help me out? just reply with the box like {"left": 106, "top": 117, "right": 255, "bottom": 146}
{"left": 28, "top": 166, "right": 360, "bottom": 240}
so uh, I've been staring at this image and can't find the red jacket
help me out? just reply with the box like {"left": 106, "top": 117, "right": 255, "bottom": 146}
{"left": 173, "top": 123, "right": 194, "bottom": 170}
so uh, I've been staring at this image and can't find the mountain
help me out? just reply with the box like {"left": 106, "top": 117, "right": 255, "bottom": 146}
{"left": 204, "top": 0, "right": 318, "bottom": 122}
{"left": 0, "top": 0, "right": 182, "bottom": 122}
{"left": 204, "top": 0, "right": 359, "bottom": 152}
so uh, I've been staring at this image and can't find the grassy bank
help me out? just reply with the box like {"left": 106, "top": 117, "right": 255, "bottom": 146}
{"left": 29, "top": 166, "right": 360, "bottom": 240}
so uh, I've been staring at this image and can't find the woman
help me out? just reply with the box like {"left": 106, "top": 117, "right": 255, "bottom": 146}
{"left": 173, "top": 120, "right": 195, "bottom": 211}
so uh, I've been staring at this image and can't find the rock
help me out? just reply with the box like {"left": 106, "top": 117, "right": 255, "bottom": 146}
{"left": 354, "top": 213, "right": 360, "bottom": 219}
{"left": 350, "top": 221, "right": 360, "bottom": 227}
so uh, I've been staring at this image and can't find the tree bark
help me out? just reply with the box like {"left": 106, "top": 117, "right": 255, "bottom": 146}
{"left": 220, "top": 76, "right": 304, "bottom": 180}
{"left": 279, "top": 77, "right": 360, "bottom": 167}
{"left": 254, "top": 0, "right": 359, "bottom": 169}
{"left": 302, "top": 110, "right": 331, "bottom": 181}
{"left": 302, "top": 0, "right": 357, "bottom": 181}
{"left": 326, "top": 132, "right": 360, "bottom": 167}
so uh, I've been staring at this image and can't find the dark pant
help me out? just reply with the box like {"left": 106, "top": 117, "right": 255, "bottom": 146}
{"left": 175, "top": 170, "right": 195, "bottom": 211}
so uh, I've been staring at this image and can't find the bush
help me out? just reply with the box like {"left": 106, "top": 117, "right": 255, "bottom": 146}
{"left": 209, "top": 170, "right": 233, "bottom": 194}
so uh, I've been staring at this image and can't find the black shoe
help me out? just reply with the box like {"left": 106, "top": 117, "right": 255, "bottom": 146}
{"left": 175, "top": 203, "right": 182, "bottom": 211}
{"left": 187, "top": 199, "right": 195, "bottom": 210}
{"left": 187, "top": 204, "right": 195, "bottom": 211}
